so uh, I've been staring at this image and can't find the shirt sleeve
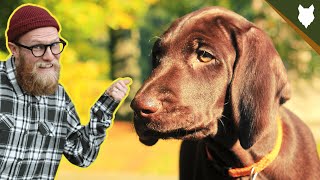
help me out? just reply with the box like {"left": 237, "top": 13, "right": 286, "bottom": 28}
{"left": 63, "top": 92, "right": 119, "bottom": 167}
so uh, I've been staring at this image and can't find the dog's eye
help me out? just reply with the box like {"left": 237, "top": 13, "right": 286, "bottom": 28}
{"left": 197, "top": 50, "right": 215, "bottom": 63}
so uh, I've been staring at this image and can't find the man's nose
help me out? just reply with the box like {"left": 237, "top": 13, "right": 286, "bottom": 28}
{"left": 42, "top": 46, "right": 55, "bottom": 61}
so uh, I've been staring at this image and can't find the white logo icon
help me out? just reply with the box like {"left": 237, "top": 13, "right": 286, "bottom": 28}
{"left": 298, "top": 4, "right": 315, "bottom": 28}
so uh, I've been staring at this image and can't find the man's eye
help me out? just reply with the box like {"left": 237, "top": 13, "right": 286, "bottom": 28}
{"left": 197, "top": 49, "right": 215, "bottom": 63}
{"left": 51, "top": 42, "right": 59, "bottom": 47}
{"left": 32, "top": 45, "right": 45, "bottom": 50}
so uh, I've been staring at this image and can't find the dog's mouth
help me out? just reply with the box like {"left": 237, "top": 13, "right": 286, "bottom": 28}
{"left": 137, "top": 128, "right": 208, "bottom": 146}
{"left": 134, "top": 112, "right": 217, "bottom": 146}
{"left": 143, "top": 126, "right": 205, "bottom": 138}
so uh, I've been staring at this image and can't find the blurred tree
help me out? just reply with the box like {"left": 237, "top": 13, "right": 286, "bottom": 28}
{"left": 0, "top": 0, "right": 22, "bottom": 53}
{"left": 109, "top": 28, "right": 141, "bottom": 120}
{"left": 104, "top": 0, "right": 157, "bottom": 120}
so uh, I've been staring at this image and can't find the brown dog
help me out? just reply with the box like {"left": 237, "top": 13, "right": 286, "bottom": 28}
{"left": 131, "top": 6, "right": 320, "bottom": 179}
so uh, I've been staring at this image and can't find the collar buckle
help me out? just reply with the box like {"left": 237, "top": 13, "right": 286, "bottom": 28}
{"left": 250, "top": 167, "right": 258, "bottom": 180}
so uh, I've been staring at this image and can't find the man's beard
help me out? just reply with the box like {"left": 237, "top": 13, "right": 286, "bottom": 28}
{"left": 15, "top": 56, "right": 60, "bottom": 96}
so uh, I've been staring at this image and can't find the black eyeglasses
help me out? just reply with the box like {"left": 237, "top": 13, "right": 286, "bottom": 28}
{"left": 14, "top": 39, "right": 67, "bottom": 57}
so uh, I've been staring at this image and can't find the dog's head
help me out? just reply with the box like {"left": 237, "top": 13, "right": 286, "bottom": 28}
{"left": 131, "top": 7, "right": 290, "bottom": 149}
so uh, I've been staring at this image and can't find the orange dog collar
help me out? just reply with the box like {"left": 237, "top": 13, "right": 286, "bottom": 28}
{"left": 206, "top": 118, "right": 283, "bottom": 178}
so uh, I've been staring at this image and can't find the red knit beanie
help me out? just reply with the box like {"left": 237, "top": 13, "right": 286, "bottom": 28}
{"left": 6, "top": 4, "right": 60, "bottom": 42}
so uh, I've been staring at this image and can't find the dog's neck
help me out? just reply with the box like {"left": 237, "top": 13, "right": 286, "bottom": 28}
{"left": 205, "top": 115, "right": 280, "bottom": 172}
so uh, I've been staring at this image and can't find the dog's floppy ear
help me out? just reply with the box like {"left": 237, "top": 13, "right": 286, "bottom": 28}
{"left": 230, "top": 25, "right": 290, "bottom": 149}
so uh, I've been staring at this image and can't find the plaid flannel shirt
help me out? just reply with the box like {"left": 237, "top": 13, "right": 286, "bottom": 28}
{"left": 0, "top": 57, "right": 119, "bottom": 179}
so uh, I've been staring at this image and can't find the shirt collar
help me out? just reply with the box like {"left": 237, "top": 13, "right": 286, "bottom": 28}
{"left": 6, "top": 56, "right": 42, "bottom": 101}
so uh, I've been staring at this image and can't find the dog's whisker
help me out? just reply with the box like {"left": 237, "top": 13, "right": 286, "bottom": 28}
{"left": 218, "top": 118, "right": 226, "bottom": 134}
{"left": 221, "top": 114, "right": 231, "bottom": 121}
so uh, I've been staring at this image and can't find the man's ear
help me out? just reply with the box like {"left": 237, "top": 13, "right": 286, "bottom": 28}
{"left": 8, "top": 42, "right": 19, "bottom": 57}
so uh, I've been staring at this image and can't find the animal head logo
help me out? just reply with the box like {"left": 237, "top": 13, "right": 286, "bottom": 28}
{"left": 298, "top": 4, "right": 315, "bottom": 28}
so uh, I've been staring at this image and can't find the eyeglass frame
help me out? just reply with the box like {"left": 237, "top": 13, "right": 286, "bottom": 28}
{"left": 14, "top": 39, "right": 67, "bottom": 57}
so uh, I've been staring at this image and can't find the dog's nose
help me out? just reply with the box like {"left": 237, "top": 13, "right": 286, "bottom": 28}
{"left": 131, "top": 96, "right": 160, "bottom": 117}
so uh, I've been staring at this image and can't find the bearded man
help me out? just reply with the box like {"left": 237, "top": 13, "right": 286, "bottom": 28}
{"left": 0, "top": 4, "right": 131, "bottom": 179}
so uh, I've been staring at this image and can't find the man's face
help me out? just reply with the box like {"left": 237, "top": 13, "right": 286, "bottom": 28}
{"left": 13, "top": 27, "right": 61, "bottom": 96}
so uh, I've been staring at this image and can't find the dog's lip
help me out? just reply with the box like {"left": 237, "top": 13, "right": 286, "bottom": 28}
{"left": 134, "top": 115, "right": 200, "bottom": 139}
{"left": 134, "top": 114, "right": 215, "bottom": 139}
{"left": 140, "top": 126, "right": 206, "bottom": 140}
{"left": 139, "top": 136, "right": 159, "bottom": 146}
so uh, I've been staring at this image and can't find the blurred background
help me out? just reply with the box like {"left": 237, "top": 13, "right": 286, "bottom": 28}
{"left": 0, "top": 0, "right": 319, "bottom": 179}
